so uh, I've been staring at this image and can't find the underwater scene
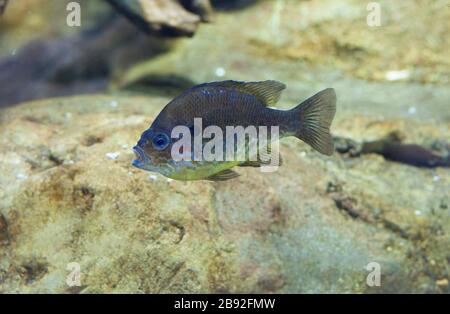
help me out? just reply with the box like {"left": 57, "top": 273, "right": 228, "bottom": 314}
{"left": 0, "top": 0, "right": 449, "bottom": 295}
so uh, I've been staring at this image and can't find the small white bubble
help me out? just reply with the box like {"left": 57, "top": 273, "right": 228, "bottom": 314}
{"left": 215, "top": 67, "right": 226, "bottom": 77}
{"left": 105, "top": 152, "right": 120, "bottom": 160}
{"left": 148, "top": 175, "right": 158, "bottom": 181}
{"left": 10, "top": 159, "right": 21, "bottom": 165}
{"left": 433, "top": 175, "right": 440, "bottom": 182}
{"left": 11, "top": 49, "right": 17, "bottom": 56}
{"left": 65, "top": 160, "right": 75, "bottom": 165}
{"left": 408, "top": 107, "right": 417, "bottom": 115}
{"left": 385, "top": 70, "right": 410, "bottom": 81}
{"left": 110, "top": 100, "right": 118, "bottom": 108}
{"left": 166, "top": 178, "right": 174, "bottom": 183}
{"left": 414, "top": 210, "right": 422, "bottom": 216}
{"left": 299, "top": 151, "right": 306, "bottom": 157}
{"left": 16, "top": 173, "right": 28, "bottom": 180}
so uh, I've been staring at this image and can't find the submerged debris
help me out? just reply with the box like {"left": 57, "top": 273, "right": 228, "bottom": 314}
{"left": 334, "top": 132, "right": 450, "bottom": 168}
{"left": 327, "top": 182, "right": 371, "bottom": 222}
{"left": 105, "top": 0, "right": 213, "bottom": 37}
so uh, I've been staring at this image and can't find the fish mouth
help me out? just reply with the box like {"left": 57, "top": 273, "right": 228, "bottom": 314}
{"left": 132, "top": 145, "right": 151, "bottom": 169}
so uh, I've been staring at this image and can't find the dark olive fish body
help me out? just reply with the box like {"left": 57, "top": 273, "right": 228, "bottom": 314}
{"left": 133, "top": 80, "right": 337, "bottom": 181}
{"left": 153, "top": 83, "right": 285, "bottom": 132}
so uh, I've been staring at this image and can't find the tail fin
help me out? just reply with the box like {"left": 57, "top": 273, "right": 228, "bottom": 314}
{"left": 293, "top": 88, "right": 336, "bottom": 156}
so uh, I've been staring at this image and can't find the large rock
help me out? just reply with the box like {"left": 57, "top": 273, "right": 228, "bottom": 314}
{"left": 0, "top": 94, "right": 448, "bottom": 293}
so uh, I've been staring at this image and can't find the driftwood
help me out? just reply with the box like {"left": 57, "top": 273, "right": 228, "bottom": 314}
{"left": 105, "top": 0, "right": 213, "bottom": 37}
{"left": 0, "top": 17, "right": 170, "bottom": 107}
{"left": 0, "top": 0, "right": 8, "bottom": 16}
{"left": 0, "top": 0, "right": 215, "bottom": 107}
{"left": 334, "top": 132, "right": 450, "bottom": 168}
{"left": 180, "top": 0, "right": 214, "bottom": 22}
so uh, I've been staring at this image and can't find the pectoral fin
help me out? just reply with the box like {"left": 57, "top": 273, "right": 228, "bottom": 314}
{"left": 206, "top": 169, "right": 240, "bottom": 181}
{"left": 239, "top": 154, "right": 283, "bottom": 167}
{"left": 240, "top": 145, "right": 283, "bottom": 167}
{"left": 239, "top": 161, "right": 263, "bottom": 167}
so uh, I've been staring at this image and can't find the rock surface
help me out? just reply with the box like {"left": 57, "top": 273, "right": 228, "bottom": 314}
{"left": 0, "top": 94, "right": 448, "bottom": 293}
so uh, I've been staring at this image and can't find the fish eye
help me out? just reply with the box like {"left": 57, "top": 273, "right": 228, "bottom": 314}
{"left": 152, "top": 133, "right": 170, "bottom": 150}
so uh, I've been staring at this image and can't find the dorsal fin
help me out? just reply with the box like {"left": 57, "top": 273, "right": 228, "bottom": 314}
{"left": 200, "top": 80, "right": 286, "bottom": 107}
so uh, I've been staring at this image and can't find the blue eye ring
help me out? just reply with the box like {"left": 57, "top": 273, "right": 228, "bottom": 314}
{"left": 152, "top": 133, "right": 170, "bottom": 150}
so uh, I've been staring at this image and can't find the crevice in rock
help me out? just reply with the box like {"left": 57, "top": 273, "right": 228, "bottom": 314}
{"left": 0, "top": 214, "right": 10, "bottom": 246}
{"left": 158, "top": 261, "right": 186, "bottom": 292}
{"left": 81, "top": 134, "right": 104, "bottom": 147}
{"left": 73, "top": 186, "right": 95, "bottom": 214}
{"left": 160, "top": 219, "right": 185, "bottom": 244}
{"left": 23, "top": 146, "right": 65, "bottom": 172}
{"left": 327, "top": 181, "right": 411, "bottom": 239}
{"left": 18, "top": 258, "right": 49, "bottom": 285}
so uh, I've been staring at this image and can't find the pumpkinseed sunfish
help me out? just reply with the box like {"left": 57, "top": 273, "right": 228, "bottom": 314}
{"left": 132, "top": 80, "right": 336, "bottom": 181}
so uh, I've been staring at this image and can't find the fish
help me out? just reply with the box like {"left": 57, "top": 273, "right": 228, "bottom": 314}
{"left": 132, "top": 80, "right": 336, "bottom": 181}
